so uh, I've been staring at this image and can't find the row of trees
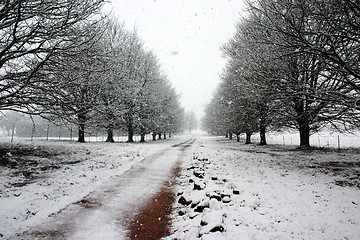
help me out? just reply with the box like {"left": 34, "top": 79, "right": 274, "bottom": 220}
{"left": 203, "top": 0, "right": 360, "bottom": 148}
{"left": 0, "top": 0, "right": 184, "bottom": 142}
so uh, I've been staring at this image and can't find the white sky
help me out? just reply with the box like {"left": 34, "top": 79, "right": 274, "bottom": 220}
{"left": 103, "top": 0, "right": 246, "bottom": 120}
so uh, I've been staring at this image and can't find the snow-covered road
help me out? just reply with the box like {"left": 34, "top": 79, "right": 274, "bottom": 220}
{"left": 63, "top": 138, "right": 197, "bottom": 240}
{"left": 1, "top": 136, "right": 198, "bottom": 239}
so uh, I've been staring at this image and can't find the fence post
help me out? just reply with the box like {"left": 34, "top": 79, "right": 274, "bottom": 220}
{"left": 11, "top": 122, "right": 15, "bottom": 143}
{"left": 59, "top": 125, "right": 61, "bottom": 140}
{"left": 338, "top": 135, "right": 340, "bottom": 151}
{"left": 46, "top": 124, "right": 49, "bottom": 141}
{"left": 30, "top": 115, "right": 35, "bottom": 142}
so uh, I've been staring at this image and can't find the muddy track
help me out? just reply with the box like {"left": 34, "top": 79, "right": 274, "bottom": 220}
{"left": 128, "top": 139, "right": 196, "bottom": 239}
{"left": 17, "top": 138, "right": 196, "bottom": 240}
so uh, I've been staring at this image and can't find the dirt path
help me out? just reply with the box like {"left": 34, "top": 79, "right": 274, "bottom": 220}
{"left": 127, "top": 139, "right": 195, "bottom": 239}
{"left": 18, "top": 138, "right": 197, "bottom": 239}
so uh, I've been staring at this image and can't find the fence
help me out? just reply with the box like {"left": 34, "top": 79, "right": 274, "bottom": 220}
{"left": 251, "top": 131, "right": 360, "bottom": 149}
{"left": 0, "top": 123, "right": 156, "bottom": 143}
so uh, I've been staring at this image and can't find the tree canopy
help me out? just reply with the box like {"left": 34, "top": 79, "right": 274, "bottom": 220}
{"left": 1, "top": 2, "right": 184, "bottom": 142}
{"left": 203, "top": 0, "right": 360, "bottom": 148}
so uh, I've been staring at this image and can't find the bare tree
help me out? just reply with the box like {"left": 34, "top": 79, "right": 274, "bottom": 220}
{"left": 245, "top": 0, "right": 359, "bottom": 147}
{"left": 205, "top": 0, "right": 359, "bottom": 148}
{"left": 0, "top": 0, "right": 104, "bottom": 113}
{"left": 38, "top": 20, "right": 107, "bottom": 142}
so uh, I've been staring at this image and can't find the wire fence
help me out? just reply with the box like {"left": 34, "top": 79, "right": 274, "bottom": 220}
{"left": 249, "top": 131, "right": 360, "bottom": 149}
{"left": 0, "top": 125, "right": 157, "bottom": 144}
{"left": 2, "top": 124, "right": 359, "bottom": 149}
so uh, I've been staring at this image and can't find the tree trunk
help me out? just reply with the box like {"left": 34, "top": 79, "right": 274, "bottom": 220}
{"left": 158, "top": 133, "right": 162, "bottom": 140}
{"left": 152, "top": 132, "right": 157, "bottom": 141}
{"left": 293, "top": 87, "right": 311, "bottom": 149}
{"left": 229, "top": 132, "right": 233, "bottom": 140}
{"left": 105, "top": 123, "right": 114, "bottom": 142}
{"left": 140, "top": 133, "right": 146, "bottom": 142}
{"left": 78, "top": 112, "right": 86, "bottom": 143}
{"left": 169, "top": 133, "right": 172, "bottom": 138}
{"left": 127, "top": 117, "right": 134, "bottom": 142}
{"left": 163, "top": 133, "right": 167, "bottom": 139}
{"left": 245, "top": 132, "right": 252, "bottom": 144}
{"left": 259, "top": 125, "right": 267, "bottom": 145}
{"left": 236, "top": 134, "right": 240, "bottom": 142}
{"left": 127, "top": 129, "right": 134, "bottom": 142}
{"left": 298, "top": 120, "right": 310, "bottom": 148}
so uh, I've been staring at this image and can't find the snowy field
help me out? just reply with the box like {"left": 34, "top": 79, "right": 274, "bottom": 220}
{"left": 167, "top": 135, "right": 360, "bottom": 239}
{"left": 0, "top": 133, "right": 359, "bottom": 239}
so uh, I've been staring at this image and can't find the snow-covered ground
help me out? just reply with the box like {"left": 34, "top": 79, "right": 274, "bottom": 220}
{"left": 0, "top": 136, "right": 192, "bottom": 239}
{"left": 1, "top": 132, "right": 359, "bottom": 239}
{"left": 167, "top": 135, "right": 360, "bottom": 239}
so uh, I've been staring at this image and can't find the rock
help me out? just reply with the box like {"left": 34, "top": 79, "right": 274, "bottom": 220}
{"left": 189, "top": 212, "right": 198, "bottom": 219}
{"left": 194, "top": 199, "right": 209, "bottom": 212}
{"left": 194, "top": 183, "right": 202, "bottom": 190}
{"left": 210, "top": 225, "right": 225, "bottom": 233}
{"left": 233, "top": 190, "right": 240, "bottom": 195}
{"left": 209, "top": 198, "right": 221, "bottom": 210}
{"left": 194, "top": 200, "right": 209, "bottom": 212}
{"left": 178, "top": 209, "right": 186, "bottom": 216}
{"left": 194, "top": 182, "right": 205, "bottom": 190}
{"left": 199, "top": 219, "right": 225, "bottom": 236}
{"left": 193, "top": 170, "right": 205, "bottom": 178}
{"left": 221, "top": 193, "right": 230, "bottom": 199}
{"left": 178, "top": 196, "right": 192, "bottom": 206}
{"left": 211, "top": 176, "right": 218, "bottom": 181}
{"left": 210, "top": 194, "right": 222, "bottom": 201}
{"left": 194, "top": 205, "right": 206, "bottom": 212}
{"left": 201, "top": 212, "right": 223, "bottom": 226}
{"left": 222, "top": 196, "right": 231, "bottom": 203}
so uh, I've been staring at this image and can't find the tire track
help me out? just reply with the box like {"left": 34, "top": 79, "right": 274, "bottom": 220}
{"left": 127, "top": 138, "right": 197, "bottom": 239}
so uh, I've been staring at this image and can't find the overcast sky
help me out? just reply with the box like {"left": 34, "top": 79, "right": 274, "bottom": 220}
{"left": 103, "top": 0, "right": 246, "bottom": 120}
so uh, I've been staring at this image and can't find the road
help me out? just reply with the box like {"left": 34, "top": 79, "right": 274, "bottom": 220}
{"left": 19, "top": 137, "right": 197, "bottom": 240}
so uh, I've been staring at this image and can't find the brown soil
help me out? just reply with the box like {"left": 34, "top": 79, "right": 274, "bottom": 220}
{"left": 127, "top": 163, "right": 182, "bottom": 240}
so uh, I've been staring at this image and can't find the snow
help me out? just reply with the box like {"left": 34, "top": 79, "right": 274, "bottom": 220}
{"left": 1, "top": 133, "right": 359, "bottom": 239}
{"left": 0, "top": 138, "right": 178, "bottom": 239}
{"left": 166, "top": 135, "right": 360, "bottom": 240}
